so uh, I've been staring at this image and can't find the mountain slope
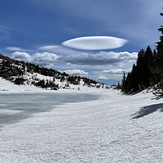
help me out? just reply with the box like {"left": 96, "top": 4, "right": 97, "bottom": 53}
{"left": 0, "top": 54, "right": 109, "bottom": 91}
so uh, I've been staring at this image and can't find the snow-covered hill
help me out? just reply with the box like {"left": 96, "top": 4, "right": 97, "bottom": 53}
{"left": 0, "top": 53, "right": 110, "bottom": 91}
{"left": 0, "top": 88, "right": 163, "bottom": 162}
{"left": 0, "top": 75, "right": 109, "bottom": 93}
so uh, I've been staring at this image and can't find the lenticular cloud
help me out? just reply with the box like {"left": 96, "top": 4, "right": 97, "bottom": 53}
{"left": 62, "top": 36, "right": 128, "bottom": 50}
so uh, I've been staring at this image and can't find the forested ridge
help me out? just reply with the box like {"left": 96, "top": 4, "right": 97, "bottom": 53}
{"left": 0, "top": 53, "right": 104, "bottom": 90}
{"left": 121, "top": 10, "right": 163, "bottom": 94}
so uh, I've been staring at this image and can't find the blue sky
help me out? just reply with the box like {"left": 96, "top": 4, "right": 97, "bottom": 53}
{"left": 0, "top": 0, "right": 162, "bottom": 84}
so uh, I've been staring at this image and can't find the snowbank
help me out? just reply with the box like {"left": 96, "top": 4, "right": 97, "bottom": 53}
{"left": 0, "top": 76, "right": 163, "bottom": 162}
{"left": 0, "top": 77, "right": 45, "bottom": 93}
{"left": 0, "top": 76, "right": 108, "bottom": 93}
{"left": 0, "top": 88, "right": 163, "bottom": 162}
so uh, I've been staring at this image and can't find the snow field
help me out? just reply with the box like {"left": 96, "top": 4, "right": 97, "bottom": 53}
{"left": 0, "top": 89, "right": 163, "bottom": 162}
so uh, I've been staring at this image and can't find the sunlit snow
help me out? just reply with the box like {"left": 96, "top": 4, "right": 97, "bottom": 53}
{"left": 0, "top": 77, "right": 163, "bottom": 162}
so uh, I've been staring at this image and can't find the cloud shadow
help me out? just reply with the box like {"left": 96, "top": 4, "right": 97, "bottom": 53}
{"left": 132, "top": 103, "right": 163, "bottom": 119}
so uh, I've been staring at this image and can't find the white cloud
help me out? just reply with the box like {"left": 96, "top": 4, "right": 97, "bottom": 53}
{"left": 38, "top": 45, "right": 60, "bottom": 52}
{"left": 12, "top": 52, "right": 32, "bottom": 62}
{"left": 33, "top": 52, "right": 59, "bottom": 66}
{"left": 34, "top": 52, "right": 59, "bottom": 62}
{"left": 38, "top": 45, "right": 81, "bottom": 56}
{"left": 11, "top": 51, "right": 59, "bottom": 67}
{"left": 64, "top": 51, "right": 137, "bottom": 66}
{"left": 64, "top": 69, "right": 88, "bottom": 76}
{"left": 62, "top": 50, "right": 137, "bottom": 83}
{"left": 103, "top": 68, "right": 131, "bottom": 74}
{"left": 97, "top": 76, "right": 109, "bottom": 80}
{"left": 62, "top": 36, "right": 128, "bottom": 50}
{"left": 6, "top": 47, "right": 26, "bottom": 51}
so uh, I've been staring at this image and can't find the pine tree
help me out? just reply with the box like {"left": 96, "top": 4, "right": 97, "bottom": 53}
{"left": 121, "top": 72, "right": 126, "bottom": 92}
{"left": 153, "top": 10, "right": 163, "bottom": 88}
{"left": 156, "top": 10, "right": 163, "bottom": 54}
{"left": 122, "top": 47, "right": 154, "bottom": 93}
{"left": 121, "top": 9, "right": 163, "bottom": 93}
{"left": 117, "top": 81, "right": 121, "bottom": 90}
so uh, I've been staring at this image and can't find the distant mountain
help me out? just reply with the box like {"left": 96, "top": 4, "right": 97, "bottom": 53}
{"left": 0, "top": 54, "right": 109, "bottom": 90}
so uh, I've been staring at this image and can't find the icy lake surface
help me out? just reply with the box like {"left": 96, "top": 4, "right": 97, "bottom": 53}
{"left": 1, "top": 89, "right": 163, "bottom": 162}
{"left": 0, "top": 93, "right": 99, "bottom": 126}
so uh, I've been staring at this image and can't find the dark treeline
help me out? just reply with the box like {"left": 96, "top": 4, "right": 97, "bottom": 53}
{"left": 121, "top": 10, "right": 163, "bottom": 94}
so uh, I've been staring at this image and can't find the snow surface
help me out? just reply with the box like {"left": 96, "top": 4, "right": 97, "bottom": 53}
{"left": 0, "top": 77, "right": 45, "bottom": 93}
{"left": 0, "top": 73, "right": 108, "bottom": 93}
{"left": 0, "top": 77, "right": 163, "bottom": 162}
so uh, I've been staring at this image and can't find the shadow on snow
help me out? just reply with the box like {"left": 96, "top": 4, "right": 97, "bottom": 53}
{"left": 132, "top": 103, "right": 163, "bottom": 119}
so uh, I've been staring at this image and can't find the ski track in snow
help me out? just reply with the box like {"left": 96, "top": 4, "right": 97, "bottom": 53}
{"left": 0, "top": 89, "right": 163, "bottom": 162}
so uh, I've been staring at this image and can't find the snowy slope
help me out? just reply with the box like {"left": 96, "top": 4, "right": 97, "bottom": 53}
{"left": 0, "top": 88, "right": 163, "bottom": 162}
{"left": 0, "top": 77, "right": 45, "bottom": 92}
{"left": 0, "top": 53, "right": 109, "bottom": 91}
{"left": 0, "top": 74, "right": 109, "bottom": 93}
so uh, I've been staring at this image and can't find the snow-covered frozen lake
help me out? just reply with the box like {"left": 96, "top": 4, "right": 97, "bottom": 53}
{"left": 0, "top": 92, "right": 99, "bottom": 126}
{"left": 0, "top": 88, "right": 163, "bottom": 162}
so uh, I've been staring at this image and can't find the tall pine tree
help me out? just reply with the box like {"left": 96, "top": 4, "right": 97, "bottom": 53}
{"left": 122, "top": 9, "right": 163, "bottom": 93}
{"left": 153, "top": 10, "right": 163, "bottom": 88}
{"left": 122, "top": 47, "right": 154, "bottom": 93}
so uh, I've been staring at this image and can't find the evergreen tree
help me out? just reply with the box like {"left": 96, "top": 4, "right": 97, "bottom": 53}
{"left": 152, "top": 10, "right": 163, "bottom": 87}
{"left": 121, "top": 9, "right": 163, "bottom": 93}
{"left": 122, "top": 47, "right": 154, "bottom": 93}
{"left": 121, "top": 72, "right": 126, "bottom": 92}
{"left": 117, "top": 81, "right": 121, "bottom": 90}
